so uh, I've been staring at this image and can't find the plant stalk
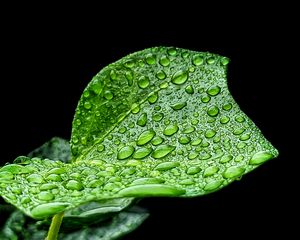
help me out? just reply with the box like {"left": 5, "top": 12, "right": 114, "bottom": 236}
{"left": 45, "top": 212, "right": 64, "bottom": 240}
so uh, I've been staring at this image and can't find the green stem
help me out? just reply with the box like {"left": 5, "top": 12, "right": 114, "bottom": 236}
{"left": 45, "top": 212, "right": 64, "bottom": 240}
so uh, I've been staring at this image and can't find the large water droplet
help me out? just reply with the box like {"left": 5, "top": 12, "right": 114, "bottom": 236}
{"left": 0, "top": 171, "right": 14, "bottom": 180}
{"left": 159, "top": 55, "right": 170, "bottom": 67}
{"left": 133, "top": 147, "right": 152, "bottom": 159}
{"left": 155, "top": 161, "right": 179, "bottom": 171}
{"left": 192, "top": 55, "right": 204, "bottom": 66}
{"left": 233, "top": 128, "right": 245, "bottom": 135}
{"left": 1, "top": 164, "right": 29, "bottom": 174}
{"left": 178, "top": 135, "right": 191, "bottom": 144}
{"left": 152, "top": 145, "right": 176, "bottom": 159}
{"left": 117, "top": 146, "right": 135, "bottom": 159}
{"left": 207, "top": 106, "right": 219, "bottom": 117}
{"left": 167, "top": 48, "right": 177, "bottom": 56}
{"left": 171, "top": 70, "right": 188, "bottom": 85}
{"left": 156, "top": 70, "right": 166, "bottom": 80}
{"left": 119, "top": 184, "right": 185, "bottom": 197}
{"left": 137, "top": 113, "right": 147, "bottom": 127}
{"left": 38, "top": 192, "right": 55, "bottom": 201}
{"left": 171, "top": 102, "right": 187, "bottom": 110}
{"left": 221, "top": 57, "right": 230, "bottom": 66}
{"left": 186, "top": 166, "right": 201, "bottom": 175}
{"left": 249, "top": 151, "right": 274, "bottom": 165}
{"left": 151, "top": 136, "right": 164, "bottom": 146}
{"left": 220, "top": 116, "right": 230, "bottom": 124}
{"left": 104, "top": 90, "right": 113, "bottom": 100}
{"left": 204, "top": 180, "right": 223, "bottom": 191}
{"left": 152, "top": 113, "right": 164, "bottom": 122}
{"left": 191, "top": 138, "right": 202, "bottom": 146}
{"left": 205, "top": 129, "right": 216, "bottom": 138}
{"left": 46, "top": 174, "right": 62, "bottom": 182}
{"left": 207, "top": 57, "right": 215, "bottom": 64}
{"left": 207, "top": 86, "right": 221, "bottom": 96}
{"left": 27, "top": 174, "right": 44, "bottom": 183}
{"left": 31, "top": 203, "right": 70, "bottom": 219}
{"left": 138, "top": 76, "right": 150, "bottom": 89}
{"left": 220, "top": 155, "right": 233, "bottom": 163}
{"left": 131, "top": 103, "right": 140, "bottom": 114}
{"left": 145, "top": 54, "right": 156, "bottom": 65}
{"left": 163, "top": 124, "right": 179, "bottom": 136}
{"left": 223, "top": 166, "right": 245, "bottom": 179}
{"left": 137, "top": 129, "right": 156, "bottom": 146}
{"left": 66, "top": 180, "right": 84, "bottom": 191}
{"left": 183, "top": 126, "right": 195, "bottom": 134}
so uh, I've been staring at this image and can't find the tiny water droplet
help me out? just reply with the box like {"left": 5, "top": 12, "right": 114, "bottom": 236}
{"left": 137, "top": 113, "right": 147, "bottom": 127}
{"left": 104, "top": 90, "right": 113, "bottom": 100}
{"left": 185, "top": 85, "right": 194, "bottom": 94}
{"left": 151, "top": 136, "right": 164, "bottom": 146}
{"left": 188, "top": 152, "right": 198, "bottom": 160}
{"left": 233, "top": 128, "right": 245, "bottom": 135}
{"left": 145, "top": 54, "right": 156, "bottom": 65}
{"left": 156, "top": 70, "right": 166, "bottom": 80}
{"left": 131, "top": 103, "right": 140, "bottom": 114}
{"left": 203, "top": 166, "right": 219, "bottom": 177}
{"left": 207, "top": 86, "right": 221, "bottom": 96}
{"left": 137, "top": 129, "right": 156, "bottom": 146}
{"left": 138, "top": 76, "right": 150, "bottom": 89}
{"left": 152, "top": 145, "right": 176, "bottom": 159}
{"left": 159, "top": 55, "right": 170, "bottom": 66}
{"left": 192, "top": 55, "right": 204, "bottom": 66}
{"left": 117, "top": 146, "right": 135, "bottom": 160}
{"left": 182, "top": 51, "right": 189, "bottom": 58}
{"left": 118, "top": 126, "right": 127, "bottom": 134}
{"left": 171, "top": 102, "right": 187, "bottom": 110}
{"left": 171, "top": 70, "right": 189, "bottom": 85}
{"left": 40, "top": 183, "right": 58, "bottom": 190}
{"left": 163, "top": 124, "right": 179, "bottom": 136}
{"left": 207, "top": 106, "right": 219, "bottom": 117}
{"left": 191, "top": 138, "right": 202, "bottom": 146}
{"left": 133, "top": 147, "right": 152, "bottom": 159}
{"left": 235, "top": 155, "right": 244, "bottom": 162}
{"left": 191, "top": 119, "right": 199, "bottom": 125}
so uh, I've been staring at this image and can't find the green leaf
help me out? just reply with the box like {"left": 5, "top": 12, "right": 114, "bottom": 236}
{"left": 0, "top": 47, "right": 278, "bottom": 219}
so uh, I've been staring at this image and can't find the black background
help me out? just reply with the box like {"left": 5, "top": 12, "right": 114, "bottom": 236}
{"left": 0, "top": 6, "right": 297, "bottom": 239}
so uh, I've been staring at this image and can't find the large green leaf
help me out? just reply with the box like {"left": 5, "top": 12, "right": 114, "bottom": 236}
{"left": 0, "top": 47, "right": 278, "bottom": 219}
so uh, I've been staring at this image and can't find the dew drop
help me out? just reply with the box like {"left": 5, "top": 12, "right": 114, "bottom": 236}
{"left": 204, "top": 180, "right": 223, "bottom": 191}
{"left": 188, "top": 152, "right": 198, "bottom": 160}
{"left": 152, "top": 113, "right": 164, "bottom": 122}
{"left": 233, "top": 128, "right": 245, "bottom": 135}
{"left": 201, "top": 95, "right": 211, "bottom": 103}
{"left": 65, "top": 180, "right": 84, "bottom": 191}
{"left": 83, "top": 101, "right": 92, "bottom": 109}
{"left": 151, "top": 136, "right": 164, "bottom": 146}
{"left": 118, "top": 126, "right": 127, "bottom": 134}
{"left": 40, "top": 183, "right": 58, "bottom": 191}
{"left": 145, "top": 54, "right": 156, "bottom": 65}
{"left": 156, "top": 70, "right": 166, "bottom": 80}
{"left": 133, "top": 147, "right": 152, "bottom": 159}
{"left": 249, "top": 151, "right": 274, "bottom": 165}
{"left": 178, "top": 135, "right": 191, "bottom": 144}
{"left": 87, "top": 179, "right": 104, "bottom": 188}
{"left": 131, "top": 103, "right": 140, "bottom": 114}
{"left": 132, "top": 178, "right": 164, "bottom": 185}
{"left": 205, "top": 129, "right": 216, "bottom": 138}
{"left": 167, "top": 48, "right": 177, "bottom": 56}
{"left": 137, "top": 113, "right": 147, "bottom": 127}
{"left": 171, "top": 102, "right": 187, "bottom": 110}
{"left": 223, "top": 166, "right": 245, "bottom": 179}
{"left": 31, "top": 203, "right": 70, "bottom": 219}
{"left": 207, "top": 106, "right": 219, "bottom": 117}
{"left": 97, "top": 144, "right": 105, "bottom": 152}
{"left": 235, "top": 116, "right": 245, "bottom": 123}
{"left": 186, "top": 166, "right": 201, "bottom": 175}
{"left": 203, "top": 166, "right": 219, "bottom": 177}
{"left": 192, "top": 55, "right": 204, "bottom": 66}
{"left": 152, "top": 145, "right": 176, "bottom": 159}
{"left": 207, "top": 86, "right": 221, "bottom": 96}
{"left": 155, "top": 162, "right": 179, "bottom": 171}
{"left": 137, "top": 129, "right": 156, "bottom": 146}
{"left": 110, "top": 70, "right": 117, "bottom": 80}
{"left": 222, "top": 103, "right": 232, "bottom": 111}
{"left": 117, "top": 146, "right": 135, "bottom": 160}
{"left": 159, "top": 55, "right": 170, "bottom": 67}
{"left": 104, "top": 90, "right": 113, "bottom": 100}
{"left": 137, "top": 76, "right": 150, "bottom": 89}
{"left": 148, "top": 92, "right": 158, "bottom": 104}
{"left": 220, "top": 116, "right": 230, "bottom": 124}
{"left": 221, "top": 57, "right": 230, "bottom": 66}
{"left": 191, "top": 138, "right": 202, "bottom": 146}
{"left": 171, "top": 70, "right": 189, "bottom": 85}
{"left": 46, "top": 174, "right": 62, "bottom": 182}
{"left": 185, "top": 85, "right": 194, "bottom": 94}
{"left": 48, "top": 168, "right": 66, "bottom": 175}
{"left": 159, "top": 82, "right": 168, "bottom": 89}
{"left": 163, "top": 124, "right": 179, "bottom": 136}
{"left": 27, "top": 174, "right": 44, "bottom": 183}
{"left": 124, "top": 59, "right": 135, "bottom": 68}
{"left": 183, "top": 126, "right": 195, "bottom": 134}
{"left": 220, "top": 155, "right": 233, "bottom": 163}
{"left": 0, "top": 171, "right": 14, "bottom": 180}
{"left": 207, "top": 57, "right": 215, "bottom": 64}
{"left": 38, "top": 192, "right": 55, "bottom": 201}
{"left": 125, "top": 71, "right": 134, "bottom": 86}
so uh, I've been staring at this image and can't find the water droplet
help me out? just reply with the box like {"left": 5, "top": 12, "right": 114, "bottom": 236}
{"left": 83, "top": 91, "right": 90, "bottom": 98}
{"left": 191, "top": 138, "right": 202, "bottom": 146}
{"left": 81, "top": 136, "right": 87, "bottom": 145}
{"left": 31, "top": 202, "right": 70, "bottom": 219}
{"left": 205, "top": 129, "right": 216, "bottom": 138}
{"left": 154, "top": 105, "right": 161, "bottom": 111}
{"left": 131, "top": 104, "right": 140, "bottom": 114}
{"left": 223, "top": 166, "right": 245, "bottom": 179}
{"left": 21, "top": 197, "right": 30, "bottom": 204}
{"left": 159, "top": 55, "right": 170, "bottom": 66}
{"left": 137, "top": 113, "right": 147, "bottom": 127}
{"left": 27, "top": 174, "right": 44, "bottom": 183}
{"left": 167, "top": 48, "right": 177, "bottom": 56}
{"left": 46, "top": 174, "right": 62, "bottom": 182}
{"left": 120, "top": 168, "right": 136, "bottom": 176}
{"left": 152, "top": 145, "right": 176, "bottom": 159}
{"left": 148, "top": 92, "right": 158, "bottom": 104}
{"left": 220, "top": 116, "right": 230, "bottom": 124}
{"left": 191, "top": 119, "right": 199, "bottom": 125}
{"left": 222, "top": 103, "right": 232, "bottom": 111}
{"left": 199, "top": 152, "right": 212, "bottom": 160}
{"left": 179, "top": 135, "right": 191, "bottom": 144}
{"left": 235, "top": 116, "right": 245, "bottom": 123}
{"left": 201, "top": 95, "right": 211, "bottom": 103}
{"left": 204, "top": 180, "right": 223, "bottom": 191}
{"left": 137, "top": 76, "right": 150, "bottom": 89}
{"left": 65, "top": 180, "right": 84, "bottom": 191}
{"left": 171, "top": 102, "right": 187, "bottom": 110}
{"left": 180, "top": 179, "right": 194, "bottom": 185}
{"left": 75, "top": 119, "right": 81, "bottom": 126}
{"left": 207, "top": 57, "right": 215, "bottom": 64}
{"left": 110, "top": 70, "right": 117, "bottom": 80}
{"left": 163, "top": 124, "right": 179, "bottom": 136}
{"left": 87, "top": 179, "right": 104, "bottom": 188}
{"left": 132, "top": 178, "right": 164, "bottom": 185}
{"left": 118, "top": 184, "right": 185, "bottom": 197}
{"left": 207, "top": 86, "right": 221, "bottom": 96}
{"left": 91, "top": 83, "right": 102, "bottom": 95}
{"left": 221, "top": 57, "right": 230, "bottom": 66}
{"left": 117, "top": 146, "right": 135, "bottom": 160}
{"left": 124, "top": 59, "right": 135, "bottom": 68}
{"left": 187, "top": 166, "right": 201, "bottom": 175}
{"left": 240, "top": 133, "right": 251, "bottom": 141}
{"left": 207, "top": 106, "right": 219, "bottom": 117}
{"left": 233, "top": 128, "right": 245, "bottom": 135}
{"left": 118, "top": 127, "right": 127, "bottom": 134}
{"left": 48, "top": 168, "right": 66, "bottom": 175}
{"left": 97, "top": 144, "right": 105, "bottom": 152}
{"left": 159, "top": 82, "right": 168, "bottom": 89}
{"left": 235, "top": 155, "right": 244, "bottom": 162}
{"left": 220, "top": 155, "right": 233, "bottom": 163}
{"left": 104, "top": 90, "right": 113, "bottom": 100}
{"left": 182, "top": 51, "right": 189, "bottom": 58}
{"left": 171, "top": 70, "right": 188, "bottom": 85}
{"left": 249, "top": 151, "right": 274, "bottom": 165}
{"left": 40, "top": 183, "right": 58, "bottom": 191}
{"left": 125, "top": 71, "right": 134, "bottom": 86}
{"left": 145, "top": 54, "right": 156, "bottom": 65}
{"left": 152, "top": 113, "right": 164, "bottom": 122}
{"left": 188, "top": 152, "right": 198, "bottom": 160}
{"left": 137, "top": 129, "right": 156, "bottom": 146}
{"left": 133, "top": 147, "right": 152, "bottom": 159}
{"left": 38, "top": 192, "right": 55, "bottom": 201}
{"left": 156, "top": 70, "right": 166, "bottom": 80}
{"left": 0, "top": 171, "right": 14, "bottom": 180}
{"left": 185, "top": 85, "right": 194, "bottom": 94}
{"left": 83, "top": 101, "right": 92, "bottom": 109}
{"left": 183, "top": 126, "right": 195, "bottom": 134}
{"left": 192, "top": 55, "right": 204, "bottom": 66}
{"left": 155, "top": 161, "right": 179, "bottom": 171}
{"left": 151, "top": 136, "right": 164, "bottom": 146}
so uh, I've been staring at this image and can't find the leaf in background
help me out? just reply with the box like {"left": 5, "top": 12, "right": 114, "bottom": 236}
{"left": 0, "top": 47, "right": 278, "bottom": 219}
